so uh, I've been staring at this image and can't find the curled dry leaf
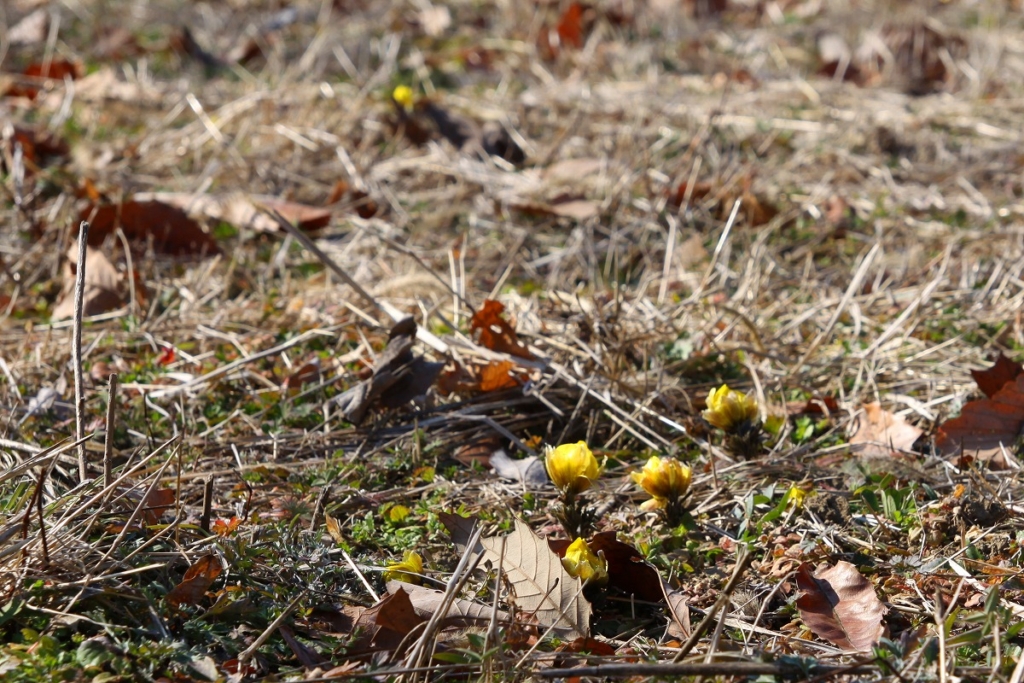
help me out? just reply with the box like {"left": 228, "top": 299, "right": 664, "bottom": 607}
{"left": 354, "top": 587, "right": 424, "bottom": 652}
{"left": 970, "top": 353, "right": 1023, "bottom": 399}
{"left": 848, "top": 402, "right": 922, "bottom": 457}
{"left": 479, "top": 360, "right": 519, "bottom": 392}
{"left": 52, "top": 244, "right": 124, "bottom": 319}
{"left": 387, "top": 580, "right": 509, "bottom": 627}
{"left": 471, "top": 300, "right": 532, "bottom": 359}
{"left": 795, "top": 561, "right": 886, "bottom": 652}
{"left": 489, "top": 449, "right": 548, "bottom": 488}
{"left": 167, "top": 554, "right": 224, "bottom": 607}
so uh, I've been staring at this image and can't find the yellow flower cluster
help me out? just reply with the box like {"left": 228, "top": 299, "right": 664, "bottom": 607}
{"left": 544, "top": 441, "right": 602, "bottom": 497}
{"left": 560, "top": 538, "right": 608, "bottom": 585}
{"left": 702, "top": 385, "right": 759, "bottom": 433}
{"left": 631, "top": 456, "right": 692, "bottom": 511}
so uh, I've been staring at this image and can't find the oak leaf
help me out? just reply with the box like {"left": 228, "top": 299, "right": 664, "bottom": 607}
{"left": 971, "top": 353, "right": 1023, "bottom": 399}
{"left": 936, "top": 373, "right": 1024, "bottom": 468}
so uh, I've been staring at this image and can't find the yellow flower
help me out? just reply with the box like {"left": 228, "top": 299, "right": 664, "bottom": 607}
{"left": 544, "top": 441, "right": 601, "bottom": 496}
{"left": 786, "top": 485, "right": 812, "bottom": 510}
{"left": 392, "top": 85, "right": 415, "bottom": 112}
{"left": 383, "top": 550, "right": 423, "bottom": 584}
{"left": 631, "top": 456, "right": 692, "bottom": 509}
{"left": 386, "top": 505, "right": 411, "bottom": 524}
{"left": 702, "top": 384, "right": 759, "bottom": 433}
{"left": 561, "top": 538, "right": 608, "bottom": 585}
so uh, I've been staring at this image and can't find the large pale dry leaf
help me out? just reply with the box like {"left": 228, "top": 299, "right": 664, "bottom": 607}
{"left": 480, "top": 519, "right": 591, "bottom": 638}
{"left": 664, "top": 585, "right": 691, "bottom": 639}
{"left": 848, "top": 402, "right": 922, "bottom": 457}
{"left": 136, "top": 192, "right": 331, "bottom": 233}
{"left": 52, "top": 245, "right": 123, "bottom": 319}
{"left": 489, "top": 449, "right": 547, "bottom": 488}
{"left": 795, "top": 561, "right": 886, "bottom": 652}
{"left": 387, "top": 580, "right": 509, "bottom": 626}
{"left": 935, "top": 374, "right": 1024, "bottom": 468}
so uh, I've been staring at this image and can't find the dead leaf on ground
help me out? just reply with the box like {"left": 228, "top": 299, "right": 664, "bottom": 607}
{"left": 83, "top": 200, "right": 220, "bottom": 256}
{"left": 548, "top": 531, "right": 663, "bottom": 602}
{"left": 8, "top": 9, "right": 49, "bottom": 45}
{"left": 52, "top": 244, "right": 123, "bottom": 319}
{"left": 543, "top": 158, "right": 607, "bottom": 184}
{"left": 471, "top": 300, "right": 532, "bottom": 359}
{"left": 353, "top": 587, "right": 425, "bottom": 652}
{"left": 479, "top": 360, "right": 520, "bottom": 392}
{"left": 971, "top": 353, "right": 1023, "bottom": 399}
{"left": 279, "top": 625, "right": 326, "bottom": 669}
{"left": 167, "top": 554, "right": 224, "bottom": 607}
{"left": 936, "top": 373, "right": 1024, "bottom": 468}
{"left": 489, "top": 449, "right": 548, "bottom": 487}
{"left": 480, "top": 519, "right": 592, "bottom": 638}
{"left": 795, "top": 561, "right": 886, "bottom": 652}
{"left": 386, "top": 580, "right": 509, "bottom": 627}
{"left": 334, "top": 317, "right": 444, "bottom": 425}
{"left": 438, "top": 511, "right": 485, "bottom": 558}
{"left": 136, "top": 192, "right": 332, "bottom": 233}
{"left": 4, "top": 59, "right": 82, "bottom": 99}
{"left": 664, "top": 586, "right": 691, "bottom": 639}
{"left": 848, "top": 402, "right": 922, "bottom": 457}
{"left": 7, "top": 126, "right": 68, "bottom": 167}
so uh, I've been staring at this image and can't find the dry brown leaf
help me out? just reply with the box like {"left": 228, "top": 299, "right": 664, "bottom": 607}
{"left": 548, "top": 532, "right": 663, "bottom": 603}
{"left": 470, "top": 300, "right": 532, "bottom": 359}
{"left": 354, "top": 587, "right": 425, "bottom": 651}
{"left": 479, "top": 360, "right": 519, "bottom": 392}
{"left": 52, "top": 245, "right": 123, "bottom": 320}
{"left": 167, "top": 554, "right": 224, "bottom": 607}
{"left": 848, "top": 402, "right": 922, "bottom": 457}
{"left": 84, "top": 200, "right": 220, "bottom": 256}
{"left": 386, "top": 580, "right": 509, "bottom": 626}
{"left": 4, "top": 59, "right": 82, "bottom": 99}
{"left": 136, "top": 192, "right": 332, "bottom": 233}
{"left": 971, "top": 353, "right": 1023, "bottom": 399}
{"left": 935, "top": 373, "right": 1024, "bottom": 468}
{"left": 543, "top": 158, "right": 606, "bottom": 183}
{"left": 481, "top": 519, "right": 592, "bottom": 638}
{"left": 664, "top": 585, "right": 691, "bottom": 639}
{"left": 324, "top": 514, "right": 345, "bottom": 546}
{"left": 795, "top": 561, "right": 886, "bottom": 652}
{"left": 438, "top": 511, "right": 485, "bottom": 558}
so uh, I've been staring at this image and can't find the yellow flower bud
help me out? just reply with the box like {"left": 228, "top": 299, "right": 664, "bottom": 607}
{"left": 392, "top": 85, "right": 415, "bottom": 112}
{"left": 383, "top": 550, "right": 423, "bottom": 584}
{"left": 631, "top": 456, "right": 692, "bottom": 508}
{"left": 702, "top": 384, "right": 759, "bottom": 433}
{"left": 560, "top": 538, "right": 608, "bottom": 585}
{"left": 544, "top": 441, "right": 601, "bottom": 496}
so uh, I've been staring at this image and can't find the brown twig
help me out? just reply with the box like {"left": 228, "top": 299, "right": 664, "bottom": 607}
{"left": 103, "top": 373, "right": 117, "bottom": 489}
{"left": 673, "top": 544, "right": 753, "bottom": 662}
{"left": 73, "top": 221, "right": 89, "bottom": 482}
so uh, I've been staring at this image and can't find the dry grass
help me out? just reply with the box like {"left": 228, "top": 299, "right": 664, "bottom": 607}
{"left": 1, "top": 0, "right": 1024, "bottom": 680}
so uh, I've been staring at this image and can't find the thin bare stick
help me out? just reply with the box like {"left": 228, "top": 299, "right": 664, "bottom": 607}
{"left": 200, "top": 475, "right": 214, "bottom": 533}
{"left": 35, "top": 467, "right": 49, "bottom": 568}
{"left": 673, "top": 545, "right": 752, "bottom": 662}
{"left": 103, "top": 373, "right": 117, "bottom": 489}
{"left": 73, "top": 221, "right": 89, "bottom": 482}
{"left": 237, "top": 589, "right": 307, "bottom": 668}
